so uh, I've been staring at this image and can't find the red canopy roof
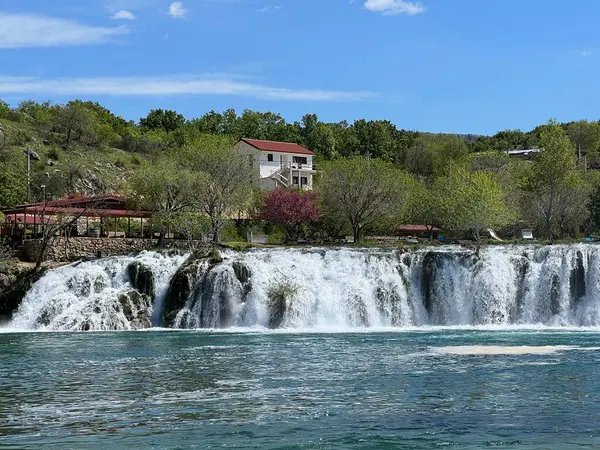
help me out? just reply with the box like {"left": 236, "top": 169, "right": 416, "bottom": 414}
{"left": 240, "top": 138, "right": 315, "bottom": 156}
{"left": 3, "top": 206, "right": 153, "bottom": 219}
{"left": 398, "top": 225, "right": 440, "bottom": 232}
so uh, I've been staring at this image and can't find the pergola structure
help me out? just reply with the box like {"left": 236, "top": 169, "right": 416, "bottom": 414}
{"left": 1, "top": 195, "right": 154, "bottom": 240}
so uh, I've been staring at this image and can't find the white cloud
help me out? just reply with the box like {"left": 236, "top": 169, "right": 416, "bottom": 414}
{"left": 0, "top": 74, "right": 375, "bottom": 102}
{"left": 0, "top": 13, "right": 128, "bottom": 48}
{"left": 364, "top": 0, "right": 425, "bottom": 15}
{"left": 112, "top": 10, "right": 136, "bottom": 20}
{"left": 257, "top": 5, "right": 283, "bottom": 13}
{"left": 168, "top": 2, "right": 187, "bottom": 19}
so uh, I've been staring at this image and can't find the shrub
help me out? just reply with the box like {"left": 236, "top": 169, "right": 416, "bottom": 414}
{"left": 267, "top": 276, "right": 300, "bottom": 328}
{"left": 47, "top": 146, "right": 60, "bottom": 161}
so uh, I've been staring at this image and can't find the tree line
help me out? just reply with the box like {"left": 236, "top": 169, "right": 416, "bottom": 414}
{"left": 2, "top": 98, "right": 600, "bottom": 243}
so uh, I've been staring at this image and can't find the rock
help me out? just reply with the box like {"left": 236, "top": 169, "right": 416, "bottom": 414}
{"left": 118, "top": 290, "right": 152, "bottom": 329}
{"left": 0, "top": 263, "right": 46, "bottom": 323}
{"left": 570, "top": 250, "right": 586, "bottom": 304}
{"left": 232, "top": 262, "right": 251, "bottom": 284}
{"left": 162, "top": 257, "right": 208, "bottom": 327}
{"left": 127, "top": 262, "right": 155, "bottom": 299}
{"left": 232, "top": 262, "right": 252, "bottom": 295}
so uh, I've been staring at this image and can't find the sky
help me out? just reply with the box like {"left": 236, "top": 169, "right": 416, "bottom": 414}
{"left": 1, "top": 0, "right": 599, "bottom": 135}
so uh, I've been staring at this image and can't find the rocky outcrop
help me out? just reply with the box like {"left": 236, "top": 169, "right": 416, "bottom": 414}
{"left": 162, "top": 251, "right": 221, "bottom": 327}
{"left": 0, "top": 262, "right": 45, "bottom": 323}
{"left": 232, "top": 262, "right": 252, "bottom": 295}
{"left": 127, "top": 262, "right": 155, "bottom": 298}
{"left": 118, "top": 290, "right": 153, "bottom": 329}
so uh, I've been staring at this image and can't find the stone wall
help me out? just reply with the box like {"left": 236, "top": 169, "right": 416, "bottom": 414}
{"left": 23, "top": 237, "right": 197, "bottom": 262}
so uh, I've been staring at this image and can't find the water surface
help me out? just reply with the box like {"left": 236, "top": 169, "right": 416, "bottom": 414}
{"left": 1, "top": 330, "right": 599, "bottom": 448}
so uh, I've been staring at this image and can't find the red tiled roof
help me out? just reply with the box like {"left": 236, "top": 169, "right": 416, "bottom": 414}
{"left": 240, "top": 138, "right": 315, "bottom": 156}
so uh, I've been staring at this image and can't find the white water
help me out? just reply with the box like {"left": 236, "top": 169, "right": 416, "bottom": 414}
{"left": 7, "top": 245, "right": 600, "bottom": 331}
{"left": 10, "top": 251, "right": 188, "bottom": 331}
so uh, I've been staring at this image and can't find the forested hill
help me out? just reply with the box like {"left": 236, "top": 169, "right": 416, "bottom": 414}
{"left": 1, "top": 98, "right": 599, "bottom": 210}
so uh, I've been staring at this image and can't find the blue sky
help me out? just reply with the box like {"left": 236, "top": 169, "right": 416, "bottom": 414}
{"left": 0, "top": 0, "right": 599, "bottom": 135}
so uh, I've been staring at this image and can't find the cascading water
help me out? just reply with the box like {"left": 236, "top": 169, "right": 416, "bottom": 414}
{"left": 8, "top": 245, "right": 600, "bottom": 331}
{"left": 9, "top": 251, "right": 188, "bottom": 331}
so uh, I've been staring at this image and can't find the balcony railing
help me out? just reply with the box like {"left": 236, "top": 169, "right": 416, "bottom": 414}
{"left": 279, "top": 162, "right": 316, "bottom": 171}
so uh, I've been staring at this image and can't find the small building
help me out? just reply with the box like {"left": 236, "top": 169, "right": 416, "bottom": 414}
{"left": 505, "top": 148, "right": 542, "bottom": 159}
{"left": 1, "top": 194, "right": 153, "bottom": 239}
{"left": 398, "top": 225, "right": 440, "bottom": 239}
{"left": 234, "top": 138, "right": 316, "bottom": 190}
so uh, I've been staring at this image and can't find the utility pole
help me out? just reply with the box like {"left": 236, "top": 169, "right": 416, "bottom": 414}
{"left": 23, "top": 147, "right": 40, "bottom": 204}
{"left": 41, "top": 184, "right": 46, "bottom": 235}
{"left": 25, "top": 147, "right": 31, "bottom": 203}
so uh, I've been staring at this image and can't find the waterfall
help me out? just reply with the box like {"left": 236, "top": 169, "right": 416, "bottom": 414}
{"left": 8, "top": 244, "right": 600, "bottom": 331}
{"left": 9, "top": 251, "right": 188, "bottom": 331}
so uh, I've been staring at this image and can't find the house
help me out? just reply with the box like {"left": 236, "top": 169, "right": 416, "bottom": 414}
{"left": 234, "top": 138, "right": 316, "bottom": 190}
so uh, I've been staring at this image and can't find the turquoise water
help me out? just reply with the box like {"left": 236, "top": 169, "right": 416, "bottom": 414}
{"left": 1, "top": 330, "right": 600, "bottom": 448}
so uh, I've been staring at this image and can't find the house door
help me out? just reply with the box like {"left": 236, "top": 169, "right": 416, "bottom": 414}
{"left": 279, "top": 154, "right": 283, "bottom": 167}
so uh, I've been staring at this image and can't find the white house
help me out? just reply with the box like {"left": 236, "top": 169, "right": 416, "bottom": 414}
{"left": 234, "top": 138, "right": 316, "bottom": 190}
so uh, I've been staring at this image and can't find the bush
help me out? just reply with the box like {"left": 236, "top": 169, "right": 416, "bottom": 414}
{"left": 267, "top": 276, "right": 300, "bottom": 328}
{"left": 0, "top": 100, "right": 10, "bottom": 118}
{"left": 47, "top": 146, "right": 60, "bottom": 161}
{"left": 3, "top": 109, "right": 23, "bottom": 123}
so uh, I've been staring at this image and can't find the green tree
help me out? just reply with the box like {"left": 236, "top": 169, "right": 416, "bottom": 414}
{"left": 566, "top": 120, "right": 600, "bottom": 168}
{"left": 130, "top": 156, "right": 198, "bottom": 244}
{"left": 140, "top": 109, "right": 185, "bottom": 133}
{"left": 318, "top": 157, "right": 406, "bottom": 243}
{"left": 440, "top": 166, "right": 511, "bottom": 245}
{"left": 185, "top": 136, "right": 256, "bottom": 243}
{"left": 404, "top": 178, "right": 444, "bottom": 240}
{"left": 521, "top": 120, "right": 577, "bottom": 242}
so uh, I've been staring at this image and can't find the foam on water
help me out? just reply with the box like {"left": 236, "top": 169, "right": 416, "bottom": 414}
{"left": 429, "top": 345, "right": 581, "bottom": 355}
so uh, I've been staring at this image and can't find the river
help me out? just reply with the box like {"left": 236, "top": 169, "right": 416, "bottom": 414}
{"left": 1, "top": 330, "right": 600, "bottom": 448}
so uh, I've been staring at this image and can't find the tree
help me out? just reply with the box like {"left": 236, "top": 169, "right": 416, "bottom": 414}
{"left": 521, "top": 120, "right": 577, "bottom": 242}
{"left": 566, "top": 120, "right": 600, "bottom": 168}
{"left": 318, "top": 157, "right": 406, "bottom": 243}
{"left": 130, "top": 156, "right": 198, "bottom": 245}
{"left": 140, "top": 109, "right": 185, "bottom": 133}
{"left": 53, "top": 101, "right": 96, "bottom": 145}
{"left": 259, "top": 189, "right": 320, "bottom": 242}
{"left": 185, "top": 136, "right": 256, "bottom": 243}
{"left": 404, "top": 179, "right": 444, "bottom": 240}
{"left": 172, "top": 212, "right": 211, "bottom": 251}
{"left": 440, "top": 167, "right": 511, "bottom": 245}
{"left": 554, "top": 180, "right": 591, "bottom": 238}
{"left": 0, "top": 121, "right": 5, "bottom": 150}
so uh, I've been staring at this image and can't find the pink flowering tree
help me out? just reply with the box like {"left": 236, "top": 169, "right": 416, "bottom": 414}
{"left": 259, "top": 189, "right": 320, "bottom": 242}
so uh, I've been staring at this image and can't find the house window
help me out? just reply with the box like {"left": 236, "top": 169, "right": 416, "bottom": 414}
{"left": 293, "top": 156, "right": 308, "bottom": 165}
{"left": 248, "top": 155, "right": 254, "bottom": 168}
{"left": 301, "top": 177, "right": 308, "bottom": 186}
{"left": 293, "top": 176, "right": 299, "bottom": 185}
{"left": 267, "top": 154, "right": 274, "bottom": 162}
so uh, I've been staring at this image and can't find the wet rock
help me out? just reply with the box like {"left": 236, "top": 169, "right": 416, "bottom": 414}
{"left": 0, "top": 265, "right": 47, "bottom": 323}
{"left": 118, "top": 290, "right": 152, "bottom": 329}
{"left": 162, "top": 253, "right": 212, "bottom": 327}
{"left": 127, "top": 262, "right": 155, "bottom": 299}
{"left": 232, "top": 262, "right": 252, "bottom": 295}
{"left": 570, "top": 250, "right": 586, "bottom": 304}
